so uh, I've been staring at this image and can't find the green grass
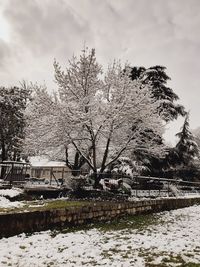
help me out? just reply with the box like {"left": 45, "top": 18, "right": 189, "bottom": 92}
{"left": 40, "top": 199, "right": 88, "bottom": 210}
{"left": 50, "top": 212, "right": 161, "bottom": 237}
{"left": 0, "top": 199, "right": 89, "bottom": 214}
{"left": 19, "top": 245, "right": 26, "bottom": 250}
{"left": 139, "top": 250, "right": 200, "bottom": 267}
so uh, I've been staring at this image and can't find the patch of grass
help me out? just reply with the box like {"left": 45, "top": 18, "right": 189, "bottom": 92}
{"left": 47, "top": 262, "right": 54, "bottom": 266}
{"left": 42, "top": 200, "right": 88, "bottom": 210}
{"left": 19, "top": 245, "right": 26, "bottom": 250}
{"left": 185, "top": 253, "right": 195, "bottom": 257}
{"left": 182, "top": 264, "right": 200, "bottom": 267}
{"left": 163, "top": 254, "right": 185, "bottom": 264}
{"left": 57, "top": 247, "right": 67, "bottom": 253}
{"left": 145, "top": 255, "right": 156, "bottom": 263}
{"left": 101, "top": 250, "right": 114, "bottom": 259}
{"left": 100, "top": 247, "right": 132, "bottom": 261}
{"left": 143, "top": 252, "right": 200, "bottom": 267}
{"left": 64, "top": 211, "right": 162, "bottom": 235}
{"left": 96, "top": 213, "right": 161, "bottom": 233}
{"left": 122, "top": 252, "right": 130, "bottom": 259}
{"left": 136, "top": 249, "right": 194, "bottom": 267}
{"left": 193, "top": 247, "right": 200, "bottom": 253}
{"left": 0, "top": 200, "right": 89, "bottom": 214}
{"left": 146, "top": 263, "right": 168, "bottom": 267}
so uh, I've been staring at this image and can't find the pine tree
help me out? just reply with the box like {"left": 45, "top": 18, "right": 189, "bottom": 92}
{"left": 128, "top": 65, "right": 186, "bottom": 122}
{"left": 175, "top": 114, "right": 199, "bottom": 165}
{"left": 127, "top": 65, "right": 186, "bottom": 175}
{"left": 192, "top": 127, "right": 200, "bottom": 149}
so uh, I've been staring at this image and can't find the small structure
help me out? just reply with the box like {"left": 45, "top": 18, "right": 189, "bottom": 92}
{"left": 29, "top": 157, "right": 72, "bottom": 183}
{"left": 0, "top": 161, "right": 30, "bottom": 183}
{"left": 23, "top": 157, "right": 72, "bottom": 197}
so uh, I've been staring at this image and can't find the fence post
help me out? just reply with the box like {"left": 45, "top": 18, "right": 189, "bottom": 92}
{"left": 136, "top": 176, "right": 138, "bottom": 198}
{"left": 168, "top": 181, "right": 169, "bottom": 197}
{"left": 62, "top": 167, "right": 64, "bottom": 183}
{"left": 50, "top": 167, "right": 53, "bottom": 185}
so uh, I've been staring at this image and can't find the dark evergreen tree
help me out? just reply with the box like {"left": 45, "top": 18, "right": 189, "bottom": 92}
{"left": 129, "top": 65, "right": 186, "bottom": 122}
{"left": 126, "top": 65, "right": 187, "bottom": 176}
{"left": 0, "top": 86, "right": 31, "bottom": 162}
{"left": 175, "top": 114, "right": 199, "bottom": 165}
{"left": 192, "top": 127, "right": 200, "bottom": 150}
{"left": 159, "top": 115, "right": 200, "bottom": 181}
{"left": 131, "top": 126, "right": 166, "bottom": 176}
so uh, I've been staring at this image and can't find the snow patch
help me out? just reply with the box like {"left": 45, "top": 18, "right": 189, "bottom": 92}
{"left": 0, "top": 188, "right": 23, "bottom": 198}
{"left": 0, "top": 196, "right": 24, "bottom": 209}
{"left": 0, "top": 205, "right": 200, "bottom": 266}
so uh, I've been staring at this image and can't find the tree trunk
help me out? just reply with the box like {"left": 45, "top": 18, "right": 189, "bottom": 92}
{"left": 93, "top": 172, "right": 102, "bottom": 189}
{"left": 65, "top": 146, "right": 87, "bottom": 176}
{"left": 92, "top": 140, "right": 100, "bottom": 188}
{"left": 1, "top": 140, "right": 7, "bottom": 161}
{"left": 0, "top": 140, "right": 7, "bottom": 179}
{"left": 72, "top": 151, "right": 81, "bottom": 176}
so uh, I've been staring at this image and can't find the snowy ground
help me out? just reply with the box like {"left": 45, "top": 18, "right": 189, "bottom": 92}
{"left": 0, "top": 205, "right": 200, "bottom": 267}
{"left": 0, "top": 188, "right": 23, "bottom": 198}
{"left": 0, "top": 196, "right": 25, "bottom": 209}
{"left": 0, "top": 188, "right": 25, "bottom": 209}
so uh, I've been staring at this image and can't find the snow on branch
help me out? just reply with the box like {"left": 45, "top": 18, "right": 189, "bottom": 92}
{"left": 24, "top": 48, "right": 165, "bottom": 185}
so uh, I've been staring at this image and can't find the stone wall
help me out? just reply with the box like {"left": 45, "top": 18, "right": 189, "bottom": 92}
{"left": 1, "top": 197, "right": 200, "bottom": 238}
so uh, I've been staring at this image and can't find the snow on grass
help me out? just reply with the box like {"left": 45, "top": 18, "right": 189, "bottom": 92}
{"left": 0, "top": 197, "right": 24, "bottom": 209}
{"left": 0, "top": 205, "right": 200, "bottom": 266}
{"left": 0, "top": 188, "right": 25, "bottom": 209}
{"left": 0, "top": 188, "right": 23, "bottom": 198}
{"left": 0, "top": 198, "right": 88, "bottom": 214}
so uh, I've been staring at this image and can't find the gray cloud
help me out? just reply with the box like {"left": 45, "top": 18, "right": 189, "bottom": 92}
{"left": 3, "top": 0, "right": 93, "bottom": 56}
{"left": 0, "top": 0, "right": 200, "bottom": 141}
{"left": 0, "top": 40, "right": 11, "bottom": 69}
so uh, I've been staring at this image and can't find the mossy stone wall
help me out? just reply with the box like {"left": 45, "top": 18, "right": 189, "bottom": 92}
{"left": 1, "top": 197, "right": 200, "bottom": 238}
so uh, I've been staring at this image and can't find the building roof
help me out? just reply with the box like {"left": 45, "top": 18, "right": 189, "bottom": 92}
{"left": 30, "top": 156, "right": 67, "bottom": 168}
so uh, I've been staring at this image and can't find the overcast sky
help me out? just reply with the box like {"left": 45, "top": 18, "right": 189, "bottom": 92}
{"left": 0, "top": 0, "right": 200, "bottom": 144}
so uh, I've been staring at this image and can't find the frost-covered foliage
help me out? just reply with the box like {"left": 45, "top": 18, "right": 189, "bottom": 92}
{"left": 0, "top": 85, "right": 31, "bottom": 161}
{"left": 24, "top": 84, "right": 61, "bottom": 157}
{"left": 108, "top": 157, "right": 147, "bottom": 178}
{"left": 65, "top": 175, "right": 87, "bottom": 191}
{"left": 25, "top": 48, "right": 164, "bottom": 186}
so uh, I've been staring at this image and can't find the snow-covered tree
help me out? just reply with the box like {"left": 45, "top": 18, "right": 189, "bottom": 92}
{"left": 0, "top": 86, "right": 31, "bottom": 162}
{"left": 107, "top": 157, "right": 148, "bottom": 179}
{"left": 25, "top": 48, "right": 165, "bottom": 187}
{"left": 24, "top": 50, "right": 103, "bottom": 173}
{"left": 24, "top": 84, "right": 60, "bottom": 156}
{"left": 175, "top": 113, "right": 199, "bottom": 165}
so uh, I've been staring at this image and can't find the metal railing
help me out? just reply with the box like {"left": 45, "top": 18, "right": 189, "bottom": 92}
{"left": 1, "top": 162, "right": 200, "bottom": 198}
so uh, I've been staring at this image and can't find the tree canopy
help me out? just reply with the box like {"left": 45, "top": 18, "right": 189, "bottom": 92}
{"left": 25, "top": 48, "right": 165, "bottom": 186}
